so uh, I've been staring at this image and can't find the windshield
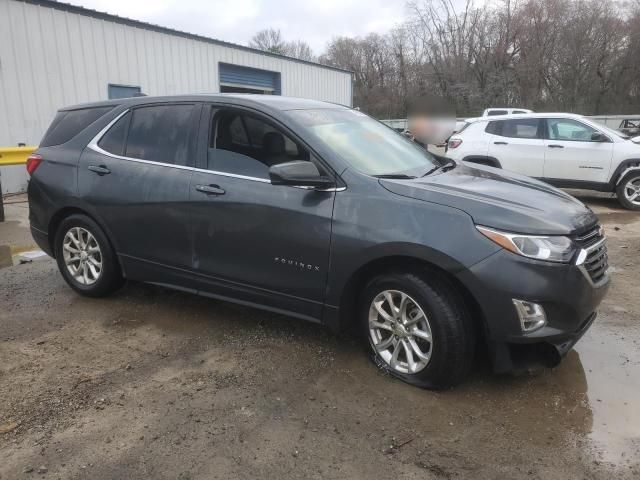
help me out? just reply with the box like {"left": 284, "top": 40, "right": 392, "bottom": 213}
{"left": 287, "top": 108, "right": 438, "bottom": 176}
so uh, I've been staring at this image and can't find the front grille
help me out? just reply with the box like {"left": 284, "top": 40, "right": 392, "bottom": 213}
{"left": 574, "top": 225, "right": 604, "bottom": 248}
{"left": 581, "top": 240, "right": 608, "bottom": 285}
{"left": 573, "top": 224, "right": 608, "bottom": 285}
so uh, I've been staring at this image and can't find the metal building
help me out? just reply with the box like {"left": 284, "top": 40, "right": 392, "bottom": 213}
{"left": 0, "top": 0, "right": 353, "bottom": 193}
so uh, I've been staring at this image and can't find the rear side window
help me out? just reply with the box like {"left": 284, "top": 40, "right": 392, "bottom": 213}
{"left": 487, "top": 110, "right": 508, "bottom": 116}
{"left": 485, "top": 119, "right": 541, "bottom": 139}
{"left": 41, "top": 106, "right": 114, "bottom": 147}
{"left": 125, "top": 105, "right": 195, "bottom": 166}
{"left": 98, "top": 112, "right": 131, "bottom": 156}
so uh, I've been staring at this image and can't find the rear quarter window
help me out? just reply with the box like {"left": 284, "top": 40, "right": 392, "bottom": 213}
{"left": 40, "top": 106, "right": 114, "bottom": 147}
{"left": 455, "top": 122, "right": 471, "bottom": 134}
{"left": 97, "top": 112, "right": 131, "bottom": 156}
{"left": 485, "top": 121, "right": 499, "bottom": 134}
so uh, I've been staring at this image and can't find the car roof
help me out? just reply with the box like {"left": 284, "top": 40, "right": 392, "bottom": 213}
{"left": 484, "top": 107, "right": 532, "bottom": 111}
{"left": 60, "top": 94, "right": 347, "bottom": 113}
{"left": 468, "top": 112, "right": 586, "bottom": 122}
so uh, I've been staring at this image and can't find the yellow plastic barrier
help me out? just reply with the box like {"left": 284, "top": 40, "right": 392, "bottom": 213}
{"left": 0, "top": 146, "right": 37, "bottom": 167}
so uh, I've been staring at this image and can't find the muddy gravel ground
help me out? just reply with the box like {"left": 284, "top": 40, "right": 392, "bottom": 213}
{"left": 1, "top": 192, "right": 639, "bottom": 479}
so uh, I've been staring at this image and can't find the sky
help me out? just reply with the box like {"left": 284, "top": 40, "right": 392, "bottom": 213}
{"left": 63, "top": 0, "right": 410, "bottom": 54}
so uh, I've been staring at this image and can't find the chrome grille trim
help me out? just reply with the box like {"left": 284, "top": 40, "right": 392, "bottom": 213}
{"left": 574, "top": 225, "right": 604, "bottom": 247}
{"left": 575, "top": 237, "right": 608, "bottom": 287}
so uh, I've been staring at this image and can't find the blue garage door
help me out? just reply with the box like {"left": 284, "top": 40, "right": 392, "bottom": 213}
{"left": 108, "top": 84, "right": 141, "bottom": 99}
{"left": 219, "top": 63, "right": 281, "bottom": 95}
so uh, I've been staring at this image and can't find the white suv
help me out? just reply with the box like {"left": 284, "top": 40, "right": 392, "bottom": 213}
{"left": 446, "top": 113, "right": 640, "bottom": 210}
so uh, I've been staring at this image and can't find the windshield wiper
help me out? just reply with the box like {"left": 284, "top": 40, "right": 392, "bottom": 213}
{"left": 374, "top": 173, "right": 417, "bottom": 179}
{"left": 422, "top": 160, "right": 456, "bottom": 177}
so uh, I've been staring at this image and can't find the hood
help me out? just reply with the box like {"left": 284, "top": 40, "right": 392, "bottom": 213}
{"left": 379, "top": 163, "right": 597, "bottom": 235}
{"left": 631, "top": 135, "right": 640, "bottom": 144}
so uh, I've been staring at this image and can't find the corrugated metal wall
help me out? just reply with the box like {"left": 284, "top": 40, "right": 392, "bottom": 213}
{"left": 0, "top": 0, "right": 352, "bottom": 193}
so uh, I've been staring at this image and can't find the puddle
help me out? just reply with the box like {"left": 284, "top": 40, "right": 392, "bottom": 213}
{"left": 0, "top": 245, "right": 43, "bottom": 269}
{"left": 0, "top": 245, "right": 11, "bottom": 269}
{"left": 575, "top": 325, "right": 640, "bottom": 466}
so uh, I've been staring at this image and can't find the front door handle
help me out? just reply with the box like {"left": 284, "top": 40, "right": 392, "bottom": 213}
{"left": 88, "top": 165, "right": 111, "bottom": 175}
{"left": 195, "top": 184, "right": 225, "bottom": 195}
{"left": 493, "top": 141, "right": 508, "bottom": 145}
{"left": 548, "top": 144, "right": 564, "bottom": 148}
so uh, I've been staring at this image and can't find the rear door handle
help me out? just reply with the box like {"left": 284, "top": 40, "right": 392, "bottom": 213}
{"left": 88, "top": 165, "right": 111, "bottom": 175}
{"left": 493, "top": 141, "right": 508, "bottom": 145}
{"left": 548, "top": 144, "right": 564, "bottom": 148}
{"left": 195, "top": 184, "right": 225, "bottom": 195}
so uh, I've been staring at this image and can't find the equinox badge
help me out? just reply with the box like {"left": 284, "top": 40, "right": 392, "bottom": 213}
{"left": 274, "top": 257, "right": 320, "bottom": 272}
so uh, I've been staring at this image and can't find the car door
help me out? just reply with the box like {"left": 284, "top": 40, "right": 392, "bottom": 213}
{"left": 189, "top": 105, "right": 337, "bottom": 320}
{"left": 485, "top": 118, "right": 546, "bottom": 177}
{"left": 542, "top": 118, "right": 614, "bottom": 183}
{"left": 80, "top": 103, "right": 200, "bottom": 285}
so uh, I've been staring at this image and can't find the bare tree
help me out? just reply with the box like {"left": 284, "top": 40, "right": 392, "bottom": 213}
{"left": 249, "top": 28, "right": 287, "bottom": 55}
{"left": 249, "top": 28, "right": 316, "bottom": 61}
{"left": 257, "top": 0, "right": 640, "bottom": 117}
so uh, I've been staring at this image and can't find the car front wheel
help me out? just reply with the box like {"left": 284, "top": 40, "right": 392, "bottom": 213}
{"left": 360, "top": 271, "right": 475, "bottom": 389}
{"left": 616, "top": 172, "right": 640, "bottom": 210}
{"left": 54, "top": 214, "right": 123, "bottom": 297}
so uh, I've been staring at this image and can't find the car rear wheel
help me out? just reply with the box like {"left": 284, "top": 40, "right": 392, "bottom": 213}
{"left": 360, "top": 271, "right": 475, "bottom": 389}
{"left": 54, "top": 214, "right": 123, "bottom": 297}
{"left": 616, "top": 172, "right": 640, "bottom": 210}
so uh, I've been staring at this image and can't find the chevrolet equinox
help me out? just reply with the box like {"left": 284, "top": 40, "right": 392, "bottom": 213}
{"left": 27, "top": 95, "right": 610, "bottom": 389}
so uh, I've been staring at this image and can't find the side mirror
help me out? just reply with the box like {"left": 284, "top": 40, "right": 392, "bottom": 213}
{"left": 269, "top": 161, "right": 335, "bottom": 189}
{"left": 591, "top": 132, "right": 607, "bottom": 142}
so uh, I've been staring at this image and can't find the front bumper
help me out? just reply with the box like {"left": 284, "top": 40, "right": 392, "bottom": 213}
{"left": 456, "top": 249, "right": 609, "bottom": 372}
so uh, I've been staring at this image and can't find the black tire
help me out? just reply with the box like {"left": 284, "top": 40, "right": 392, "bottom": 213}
{"left": 615, "top": 172, "right": 640, "bottom": 210}
{"left": 359, "top": 271, "right": 475, "bottom": 389}
{"left": 54, "top": 214, "right": 123, "bottom": 297}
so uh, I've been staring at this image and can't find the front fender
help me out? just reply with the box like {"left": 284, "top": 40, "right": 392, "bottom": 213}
{"left": 324, "top": 174, "right": 501, "bottom": 309}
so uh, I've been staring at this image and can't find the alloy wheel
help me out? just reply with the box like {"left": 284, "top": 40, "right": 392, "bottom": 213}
{"left": 368, "top": 289, "right": 433, "bottom": 374}
{"left": 62, "top": 227, "right": 103, "bottom": 285}
{"left": 623, "top": 177, "right": 640, "bottom": 206}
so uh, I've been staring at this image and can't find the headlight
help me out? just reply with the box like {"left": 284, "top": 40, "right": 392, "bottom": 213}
{"left": 476, "top": 226, "right": 576, "bottom": 263}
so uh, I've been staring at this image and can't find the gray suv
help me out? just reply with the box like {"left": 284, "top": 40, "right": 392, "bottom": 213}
{"left": 27, "top": 95, "right": 609, "bottom": 389}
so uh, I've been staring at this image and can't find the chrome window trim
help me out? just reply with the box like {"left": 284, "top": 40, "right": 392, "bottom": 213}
{"left": 87, "top": 109, "right": 270, "bottom": 184}
{"left": 88, "top": 108, "right": 346, "bottom": 189}
{"left": 575, "top": 237, "right": 608, "bottom": 287}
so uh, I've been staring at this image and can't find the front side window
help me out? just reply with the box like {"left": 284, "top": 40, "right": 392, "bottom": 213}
{"left": 209, "top": 109, "right": 309, "bottom": 179}
{"left": 486, "top": 119, "right": 541, "bottom": 139}
{"left": 287, "top": 108, "right": 438, "bottom": 177}
{"left": 125, "top": 105, "right": 195, "bottom": 165}
{"left": 546, "top": 119, "right": 598, "bottom": 142}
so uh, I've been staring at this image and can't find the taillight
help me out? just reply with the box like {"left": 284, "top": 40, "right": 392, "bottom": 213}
{"left": 26, "top": 154, "right": 43, "bottom": 175}
{"left": 448, "top": 139, "right": 463, "bottom": 149}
